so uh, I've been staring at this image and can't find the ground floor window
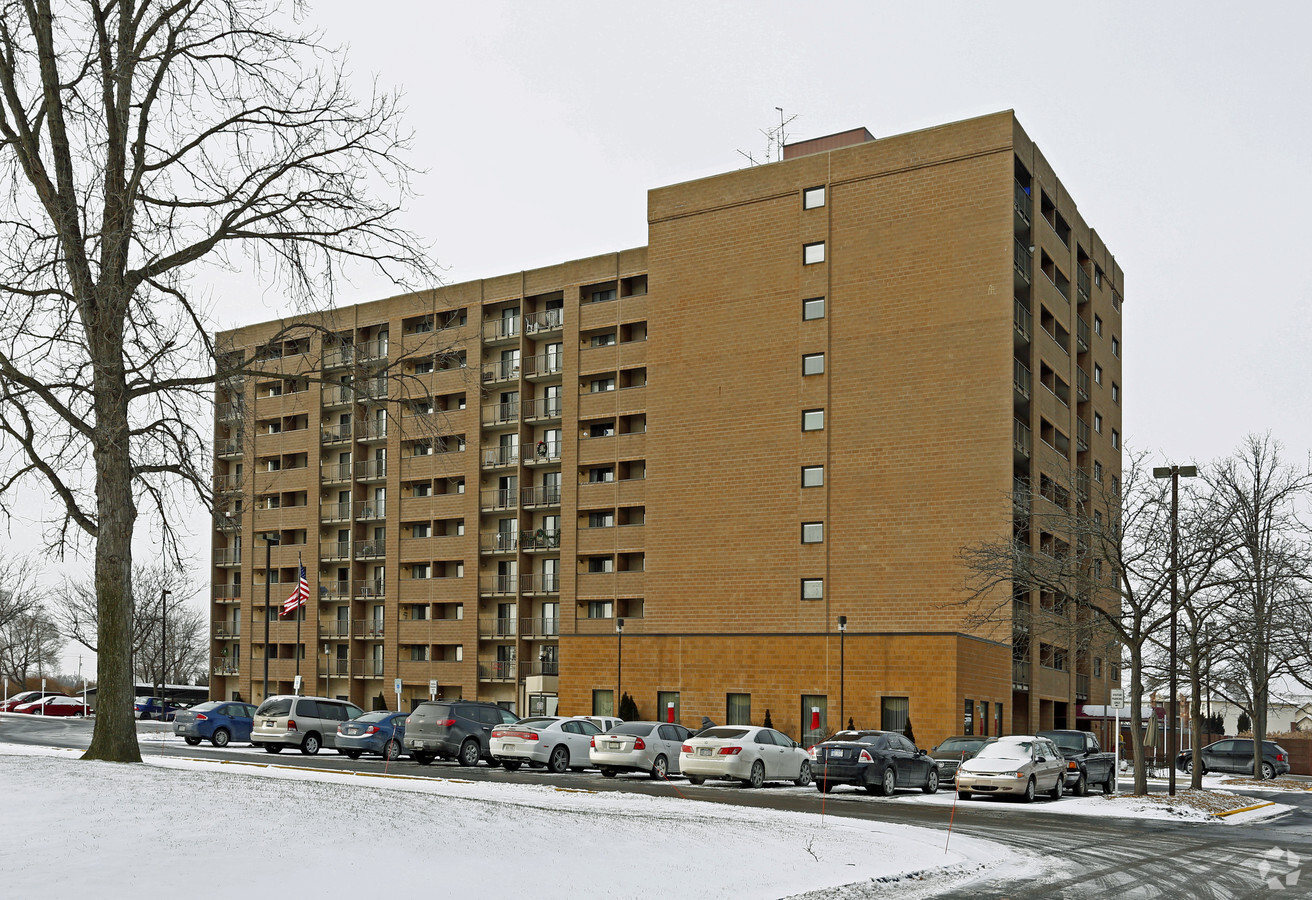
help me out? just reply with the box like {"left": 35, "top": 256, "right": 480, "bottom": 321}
{"left": 881, "top": 697, "right": 909, "bottom": 734}
{"left": 801, "top": 695, "right": 827, "bottom": 747}
{"left": 726, "top": 693, "right": 751, "bottom": 726}
{"left": 592, "top": 689, "right": 614, "bottom": 717}
{"left": 963, "top": 699, "right": 974, "bottom": 736}
{"left": 657, "top": 691, "right": 680, "bottom": 724}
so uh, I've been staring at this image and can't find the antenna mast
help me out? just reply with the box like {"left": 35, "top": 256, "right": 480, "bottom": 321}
{"left": 738, "top": 107, "right": 800, "bottom": 166}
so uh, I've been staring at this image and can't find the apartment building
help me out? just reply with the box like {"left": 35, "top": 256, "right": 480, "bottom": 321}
{"left": 210, "top": 110, "right": 1123, "bottom": 747}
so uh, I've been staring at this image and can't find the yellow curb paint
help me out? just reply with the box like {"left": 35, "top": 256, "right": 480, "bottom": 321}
{"left": 554, "top": 788, "right": 598, "bottom": 795}
{"left": 1213, "top": 801, "right": 1275, "bottom": 818}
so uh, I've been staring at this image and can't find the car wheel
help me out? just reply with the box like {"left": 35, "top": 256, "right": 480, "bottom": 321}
{"left": 923, "top": 768, "right": 939, "bottom": 795}
{"left": 139, "top": 711, "right": 150, "bottom": 720}
{"left": 548, "top": 745, "right": 570, "bottom": 774}
{"left": 687, "top": 775, "right": 706, "bottom": 785}
{"left": 458, "top": 738, "right": 480, "bottom": 767}
{"left": 794, "top": 760, "right": 813, "bottom": 787}
{"left": 301, "top": 733, "right": 321, "bottom": 756}
{"left": 1181, "top": 758, "right": 1193, "bottom": 774}
{"left": 211, "top": 729, "right": 230, "bottom": 748}
{"left": 1072, "top": 772, "right": 1087, "bottom": 796}
{"left": 1261, "top": 761, "right": 1276, "bottom": 780}
{"left": 1022, "top": 777, "right": 1035, "bottom": 803}
{"left": 878, "top": 767, "right": 897, "bottom": 797}
{"left": 1049, "top": 774, "right": 1063, "bottom": 800}
{"left": 343, "top": 750, "right": 361, "bottom": 760}
{"left": 745, "top": 760, "right": 766, "bottom": 789}
{"left": 264, "top": 744, "right": 282, "bottom": 754}
{"left": 383, "top": 740, "right": 401, "bottom": 761}
{"left": 601, "top": 767, "right": 617, "bottom": 778}
{"left": 650, "top": 755, "right": 669, "bottom": 780}
{"left": 183, "top": 737, "right": 202, "bottom": 746}
{"left": 413, "top": 752, "right": 435, "bottom": 766}
{"left": 1103, "top": 770, "right": 1117, "bottom": 794}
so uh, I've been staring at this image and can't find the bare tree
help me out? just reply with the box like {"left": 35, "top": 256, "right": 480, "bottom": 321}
{"left": 0, "top": 1, "right": 433, "bottom": 761}
{"left": 0, "top": 606, "right": 63, "bottom": 687}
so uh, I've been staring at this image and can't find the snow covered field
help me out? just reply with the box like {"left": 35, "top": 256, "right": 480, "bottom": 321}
{"left": 0, "top": 742, "right": 1027, "bottom": 900}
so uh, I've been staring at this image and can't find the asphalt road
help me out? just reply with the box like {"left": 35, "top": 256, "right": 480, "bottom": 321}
{"left": 4, "top": 714, "right": 1310, "bottom": 898}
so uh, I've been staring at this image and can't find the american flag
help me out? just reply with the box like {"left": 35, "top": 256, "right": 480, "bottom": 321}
{"left": 282, "top": 561, "right": 309, "bottom": 616}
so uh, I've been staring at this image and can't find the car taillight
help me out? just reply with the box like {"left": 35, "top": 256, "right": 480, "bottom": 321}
{"left": 718, "top": 747, "right": 742, "bottom": 755}
{"left": 195, "top": 714, "right": 208, "bottom": 721}
{"left": 859, "top": 749, "right": 874, "bottom": 763}
{"left": 287, "top": 719, "right": 297, "bottom": 731}
{"left": 440, "top": 718, "right": 457, "bottom": 727}
{"left": 590, "top": 737, "right": 595, "bottom": 748}
{"left": 633, "top": 737, "right": 645, "bottom": 750}
{"left": 681, "top": 744, "right": 692, "bottom": 753}
{"left": 366, "top": 726, "right": 379, "bottom": 735}
{"left": 1277, "top": 753, "right": 1286, "bottom": 762}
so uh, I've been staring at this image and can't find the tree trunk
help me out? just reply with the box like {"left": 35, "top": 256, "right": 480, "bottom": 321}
{"left": 1188, "top": 636, "right": 1204, "bottom": 790}
{"left": 1129, "top": 647, "right": 1147, "bottom": 796}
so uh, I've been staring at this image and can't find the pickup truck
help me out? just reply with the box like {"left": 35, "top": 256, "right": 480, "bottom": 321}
{"left": 1037, "top": 729, "right": 1117, "bottom": 795}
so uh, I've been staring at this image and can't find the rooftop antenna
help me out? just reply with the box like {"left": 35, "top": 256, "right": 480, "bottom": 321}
{"left": 738, "top": 107, "right": 800, "bottom": 167}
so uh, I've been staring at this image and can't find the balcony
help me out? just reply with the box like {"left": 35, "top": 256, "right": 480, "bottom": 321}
{"left": 212, "top": 660, "right": 240, "bottom": 677}
{"left": 321, "top": 423, "right": 352, "bottom": 444}
{"left": 356, "top": 500, "right": 386, "bottom": 521}
{"left": 1077, "top": 418, "right": 1091, "bottom": 453}
{"left": 523, "top": 353, "right": 564, "bottom": 381}
{"left": 318, "top": 619, "right": 351, "bottom": 639}
{"left": 1014, "top": 180, "right": 1032, "bottom": 229}
{"left": 319, "top": 658, "right": 351, "bottom": 677}
{"left": 524, "top": 440, "right": 562, "bottom": 466}
{"left": 478, "top": 660, "right": 516, "bottom": 682}
{"left": 478, "top": 617, "right": 518, "bottom": 639}
{"left": 481, "top": 360, "right": 521, "bottom": 386}
{"left": 355, "top": 539, "right": 386, "bottom": 560}
{"left": 1077, "top": 268, "right": 1091, "bottom": 305}
{"left": 359, "top": 378, "right": 389, "bottom": 403}
{"left": 216, "top": 437, "right": 244, "bottom": 459}
{"left": 213, "top": 619, "right": 241, "bottom": 639}
{"left": 520, "top": 573, "right": 560, "bottom": 595}
{"left": 1076, "top": 366, "right": 1090, "bottom": 403}
{"left": 214, "top": 512, "right": 241, "bottom": 533}
{"left": 320, "top": 579, "right": 351, "bottom": 601}
{"left": 479, "top": 574, "right": 519, "bottom": 597}
{"left": 522, "top": 397, "right": 563, "bottom": 423}
{"left": 320, "top": 540, "right": 352, "bottom": 561}
{"left": 1076, "top": 317, "right": 1090, "bottom": 353}
{"left": 1013, "top": 420, "right": 1032, "bottom": 460}
{"left": 1012, "top": 660, "right": 1031, "bottom": 689}
{"left": 479, "top": 531, "right": 519, "bottom": 554}
{"left": 480, "top": 488, "right": 518, "bottom": 512}
{"left": 352, "top": 658, "right": 385, "bottom": 678}
{"left": 521, "top": 617, "right": 561, "bottom": 638}
{"left": 482, "top": 402, "right": 519, "bottom": 428}
{"left": 322, "top": 345, "right": 355, "bottom": 369}
{"left": 320, "top": 461, "right": 352, "bottom": 484}
{"left": 524, "top": 308, "right": 563, "bottom": 335}
{"left": 521, "top": 529, "right": 561, "bottom": 552}
{"left": 1014, "top": 240, "right": 1032, "bottom": 285}
{"left": 521, "top": 485, "right": 561, "bottom": 509}
{"left": 353, "top": 619, "right": 385, "bottom": 639}
{"left": 1013, "top": 360, "right": 1031, "bottom": 401}
{"left": 357, "top": 338, "right": 389, "bottom": 363}
{"left": 358, "top": 419, "right": 388, "bottom": 443}
{"left": 1014, "top": 299, "right": 1031, "bottom": 344}
{"left": 321, "top": 384, "right": 354, "bottom": 407}
{"left": 482, "top": 317, "right": 520, "bottom": 345}
{"left": 320, "top": 500, "right": 352, "bottom": 523}
{"left": 217, "top": 402, "right": 245, "bottom": 423}
{"left": 214, "top": 547, "right": 242, "bottom": 567}
{"left": 482, "top": 445, "right": 520, "bottom": 469}
{"left": 213, "top": 584, "right": 241, "bottom": 602}
{"left": 355, "top": 458, "right": 386, "bottom": 481}
{"left": 355, "top": 578, "right": 385, "bottom": 599}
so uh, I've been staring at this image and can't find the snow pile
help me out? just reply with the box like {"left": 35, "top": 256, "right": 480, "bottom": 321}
{"left": 0, "top": 743, "right": 1020, "bottom": 899}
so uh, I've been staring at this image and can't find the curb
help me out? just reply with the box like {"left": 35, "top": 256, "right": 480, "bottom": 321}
{"left": 1213, "top": 801, "right": 1275, "bottom": 818}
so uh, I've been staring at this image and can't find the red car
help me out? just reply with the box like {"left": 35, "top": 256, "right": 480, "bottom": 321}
{"left": 14, "top": 696, "right": 88, "bottom": 716}
{"left": 0, "top": 690, "right": 68, "bottom": 712}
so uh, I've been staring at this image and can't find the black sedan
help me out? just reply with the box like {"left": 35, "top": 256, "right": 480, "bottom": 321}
{"left": 810, "top": 730, "right": 940, "bottom": 795}
{"left": 1176, "top": 739, "right": 1291, "bottom": 779}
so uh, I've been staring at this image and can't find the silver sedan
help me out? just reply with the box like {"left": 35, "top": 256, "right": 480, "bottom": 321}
{"left": 590, "top": 721, "right": 692, "bottom": 779}
{"left": 955, "top": 735, "right": 1067, "bottom": 802}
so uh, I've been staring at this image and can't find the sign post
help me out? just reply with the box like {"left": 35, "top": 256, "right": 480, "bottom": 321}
{"left": 293, "top": 674, "right": 302, "bottom": 695}
{"left": 1110, "top": 688, "right": 1126, "bottom": 792}
{"left": 428, "top": 679, "right": 438, "bottom": 702}
{"left": 394, "top": 678, "right": 403, "bottom": 711}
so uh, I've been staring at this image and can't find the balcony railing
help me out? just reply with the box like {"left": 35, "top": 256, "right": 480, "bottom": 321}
{"left": 1014, "top": 299, "right": 1030, "bottom": 343}
{"left": 1077, "top": 267, "right": 1091, "bottom": 304}
{"left": 524, "top": 308, "right": 563, "bottom": 334}
{"left": 520, "top": 528, "right": 561, "bottom": 551}
{"left": 520, "top": 573, "right": 560, "bottom": 594}
{"left": 482, "top": 445, "right": 520, "bottom": 468}
{"left": 356, "top": 578, "right": 385, "bottom": 598}
{"left": 352, "top": 658, "right": 385, "bottom": 677}
{"left": 1077, "top": 418, "right": 1091, "bottom": 453}
{"left": 320, "top": 580, "right": 351, "bottom": 601}
{"left": 1013, "top": 360, "right": 1031, "bottom": 399}
{"left": 521, "top": 485, "right": 561, "bottom": 508}
{"left": 481, "top": 360, "right": 520, "bottom": 384}
{"left": 217, "top": 402, "right": 245, "bottom": 423}
{"left": 213, "top": 584, "right": 242, "bottom": 601}
{"left": 356, "top": 500, "right": 386, "bottom": 520}
{"left": 214, "top": 547, "right": 242, "bottom": 567}
{"left": 320, "top": 461, "right": 352, "bottom": 483}
{"left": 215, "top": 512, "right": 241, "bottom": 532}
{"left": 217, "top": 437, "right": 244, "bottom": 458}
{"left": 1014, "top": 240, "right": 1032, "bottom": 284}
{"left": 1014, "top": 180, "right": 1032, "bottom": 225}
{"left": 323, "top": 345, "right": 355, "bottom": 369}
{"left": 357, "top": 338, "right": 389, "bottom": 363}
{"left": 524, "top": 440, "right": 562, "bottom": 464}
{"left": 1076, "top": 366, "right": 1090, "bottom": 402}
{"left": 213, "top": 620, "right": 241, "bottom": 638}
{"left": 521, "top": 616, "right": 561, "bottom": 638}
{"left": 482, "top": 318, "right": 519, "bottom": 343}
{"left": 359, "top": 419, "right": 388, "bottom": 442}
{"left": 479, "top": 574, "right": 519, "bottom": 596}
{"left": 322, "top": 384, "right": 355, "bottom": 406}
{"left": 321, "top": 500, "right": 351, "bottom": 522}
{"left": 522, "top": 397, "right": 563, "bottom": 421}
{"left": 1013, "top": 660, "right": 1031, "bottom": 688}
{"left": 321, "top": 540, "right": 352, "bottom": 561}
{"left": 212, "top": 661, "right": 240, "bottom": 676}
{"left": 354, "top": 619, "right": 385, "bottom": 639}
{"left": 355, "top": 458, "right": 386, "bottom": 480}
{"left": 478, "top": 660, "right": 516, "bottom": 682}
{"left": 355, "top": 539, "right": 386, "bottom": 560}
{"left": 214, "top": 472, "right": 244, "bottom": 493}
{"left": 482, "top": 402, "right": 519, "bottom": 427}
{"left": 1076, "top": 317, "right": 1091, "bottom": 353}
{"left": 523, "top": 353, "right": 564, "bottom": 379}
{"left": 359, "top": 378, "right": 389, "bottom": 402}
{"left": 1013, "top": 420, "right": 1032, "bottom": 459}
{"left": 319, "top": 658, "right": 352, "bottom": 676}
{"left": 318, "top": 619, "right": 351, "bottom": 639}
{"left": 478, "top": 617, "right": 518, "bottom": 638}
{"left": 321, "top": 423, "right": 352, "bottom": 444}
{"left": 479, "top": 531, "right": 519, "bottom": 553}
{"left": 529, "top": 660, "right": 560, "bottom": 677}
{"left": 480, "top": 488, "right": 518, "bottom": 511}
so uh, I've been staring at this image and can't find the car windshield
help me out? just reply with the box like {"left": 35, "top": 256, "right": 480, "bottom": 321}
{"left": 189, "top": 701, "right": 223, "bottom": 714}
{"left": 698, "top": 727, "right": 750, "bottom": 740}
{"left": 938, "top": 738, "right": 987, "bottom": 753}
{"left": 611, "top": 723, "right": 655, "bottom": 736}
{"left": 975, "top": 741, "right": 1031, "bottom": 760}
{"left": 1044, "top": 734, "right": 1085, "bottom": 753}
{"left": 256, "top": 698, "right": 293, "bottom": 717}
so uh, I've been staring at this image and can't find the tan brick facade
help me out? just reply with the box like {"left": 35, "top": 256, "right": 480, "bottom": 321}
{"left": 211, "top": 111, "right": 1122, "bottom": 749}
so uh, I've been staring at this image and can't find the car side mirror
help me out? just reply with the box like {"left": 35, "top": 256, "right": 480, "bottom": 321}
{"left": 917, "top": 748, "right": 925, "bottom": 756}
{"left": 793, "top": 741, "right": 801, "bottom": 749}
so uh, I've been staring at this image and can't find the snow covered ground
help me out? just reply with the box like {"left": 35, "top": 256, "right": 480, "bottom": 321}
{"left": 0, "top": 742, "right": 1029, "bottom": 900}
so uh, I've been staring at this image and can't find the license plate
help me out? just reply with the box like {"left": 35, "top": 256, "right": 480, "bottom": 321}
{"left": 698, "top": 748, "right": 712, "bottom": 757}
{"left": 265, "top": 720, "right": 275, "bottom": 727}
{"left": 503, "top": 742, "right": 517, "bottom": 750}
{"left": 829, "top": 749, "right": 845, "bottom": 758}
{"left": 608, "top": 742, "right": 622, "bottom": 750}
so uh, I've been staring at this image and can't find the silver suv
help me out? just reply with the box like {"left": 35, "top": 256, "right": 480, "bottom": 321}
{"left": 251, "top": 695, "right": 364, "bottom": 755}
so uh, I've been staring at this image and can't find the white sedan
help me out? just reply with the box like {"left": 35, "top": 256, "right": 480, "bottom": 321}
{"left": 490, "top": 716, "right": 602, "bottom": 773}
{"left": 590, "top": 721, "right": 692, "bottom": 779}
{"left": 681, "top": 726, "right": 814, "bottom": 788}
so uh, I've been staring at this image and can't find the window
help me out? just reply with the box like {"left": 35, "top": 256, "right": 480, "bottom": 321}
{"left": 1111, "top": 336, "right": 1120, "bottom": 358}
{"left": 412, "top": 482, "right": 430, "bottom": 497}
{"left": 657, "top": 691, "right": 680, "bottom": 724}
{"left": 1093, "top": 315, "right": 1103, "bottom": 336}
{"left": 1111, "top": 429, "right": 1120, "bottom": 450}
{"left": 801, "top": 578, "right": 823, "bottom": 600}
{"left": 881, "top": 697, "right": 909, "bottom": 734}
{"left": 412, "top": 563, "right": 430, "bottom": 579}
{"left": 802, "top": 409, "right": 824, "bottom": 431}
{"left": 801, "top": 695, "right": 827, "bottom": 747}
{"left": 802, "top": 242, "right": 825, "bottom": 265}
{"left": 1094, "top": 657, "right": 1103, "bottom": 678}
{"left": 414, "top": 360, "right": 434, "bottom": 374}
{"left": 801, "top": 465, "right": 824, "bottom": 488}
{"left": 1094, "top": 413, "right": 1103, "bottom": 434}
{"left": 802, "top": 353, "right": 825, "bottom": 376}
{"left": 588, "top": 466, "right": 614, "bottom": 483}
{"left": 1094, "top": 461, "right": 1104, "bottom": 483}
{"left": 590, "top": 377, "right": 615, "bottom": 393}
{"left": 592, "top": 690, "right": 614, "bottom": 717}
{"left": 802, "top": 297, "right": 825, "bottom": 320}
{"left": 588, "top": 511, "right": 614, "bottom": 528}
{"left": 587, "top": 600, "right": 613, "bottom": 619}
{"left": 963, "top": 699, "right": 975, "bottom": 736}
{"left": 590, "top": 288, "right": 617, "bottom": 304}
{"left": 586, "top": 556, "right": 614, "bottom": 573}
{"left": 1094, "top": 363, "right": 1103, "bottom": 385}
{"left": 1111, "top": 383, "right": 1120, "bottom": 405}
{"left": 1094, "top": 266, "right": 1103, "bottom": 288}
{"left": 1110, "top": 474, "right": 1120, "bottom": 496}
{"left": 803, "top": 185, "right": 825, "bottom": 209}
{"left": 589, "top": 421, "right": 615, "bottom": 438}
{"left": 726, "top": 693, "right": 752, "bottom": 726}
{"left": 411, "top": 523, "right": 430, "bottom": 538}
{"left": 980, "top": 701, "right": 990, "bottom": 737}
{"left": 590, "top": 332, "right": 616, "bottom": 348}
{"left": 801, "top": 522, "right": 824, "bottom": 544}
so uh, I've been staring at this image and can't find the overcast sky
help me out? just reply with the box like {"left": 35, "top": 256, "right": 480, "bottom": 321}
{"left": 28, "top": 1, "right": 1312, "bottom": 676}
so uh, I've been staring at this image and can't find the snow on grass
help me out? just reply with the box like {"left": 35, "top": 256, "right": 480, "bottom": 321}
{"left": 0, "top": 742, "right": 1023, "bottom": 900}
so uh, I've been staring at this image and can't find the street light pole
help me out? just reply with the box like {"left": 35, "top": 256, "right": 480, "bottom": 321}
{"left": 262, "top": 533, "right": 279, "bottom": 702}
{"left": 161, "top": 588, "right": 170, "bottom": 717}
{"left": 837, "top": 615, "right": 847, "bottom": 730}
{"left": 1153, "top": 463, "right": 1197, "bottom": 798}
{"left": 615, "top": 617, "right": 624, "bottom": 716}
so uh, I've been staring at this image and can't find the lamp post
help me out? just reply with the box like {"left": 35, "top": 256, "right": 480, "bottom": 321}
{"left": 160, "top": 588, "right": 171, "bottom": 717}
{"left": 262, "top": 532, "right": 280, "bottom": 702}
{"left": 615, "top": 616, "right": 624, "bottom": 716}
{"left": 323, "top": 642, "right": 331, "bottom": 701}
{"left": 837, "top": 615, "right": 847, "bottom": 731}
{"left": 1153, "top": 463, "right": 1197, "bottom": 797}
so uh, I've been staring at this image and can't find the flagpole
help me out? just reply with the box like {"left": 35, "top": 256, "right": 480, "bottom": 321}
{"left": 294, "top": 552, "right": 302, "bottom": 685}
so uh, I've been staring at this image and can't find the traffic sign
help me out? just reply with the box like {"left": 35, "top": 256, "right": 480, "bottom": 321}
{"left": 429, "top": 679, "right": 438, "bottom": 700}
{"left": 394, "top": 678, "right": 403, "bottom": 696}
{"left": 1110, "top": 688, "right": 1126, "bottom": 708}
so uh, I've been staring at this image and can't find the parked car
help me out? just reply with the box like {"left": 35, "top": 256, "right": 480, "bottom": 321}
{"left": 14, "top": 696, "right": 88, "bottom": 717}
{"left": 404, "top": 699, "right": 520, "bottom": 766}
{"left": 337, "top": 711, "right": 410, "bottom": 760}
{"left": 172, "top": 701, "right": 257, "bottom": 747}
{"left": 955, "top": 735, "right": 1067, "bottom": 802}
{"left": 134, "top": 697, "right": 187, "bottom": 721}
{"left": 928, "top": 735, "right": 996, "bottom": 784}
{"left": 1038, "top": 729, "right": 1117, "bottom": 795}
{"left": 810, "top": 730, "right": 940, "bottom": 795}
{"left": 490, "top": 716, "right": 603, "bottom": 773}
{"left": 249, "top": 695, "right": 364, "bottom": 755}
{"left": 1, "top": 690, "right": 69, "bottom": 712}
{"left": 590, "top": 721, "right": 693, "bottom": 779}
{"left": 681, "top": 726, "right": 814, "bottom": 789}
{"left": 1176, "top": 739, "right": 1291, "bottom": 779}
{"left": 583, "top": 716, "right": 625, "bottom": 733}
